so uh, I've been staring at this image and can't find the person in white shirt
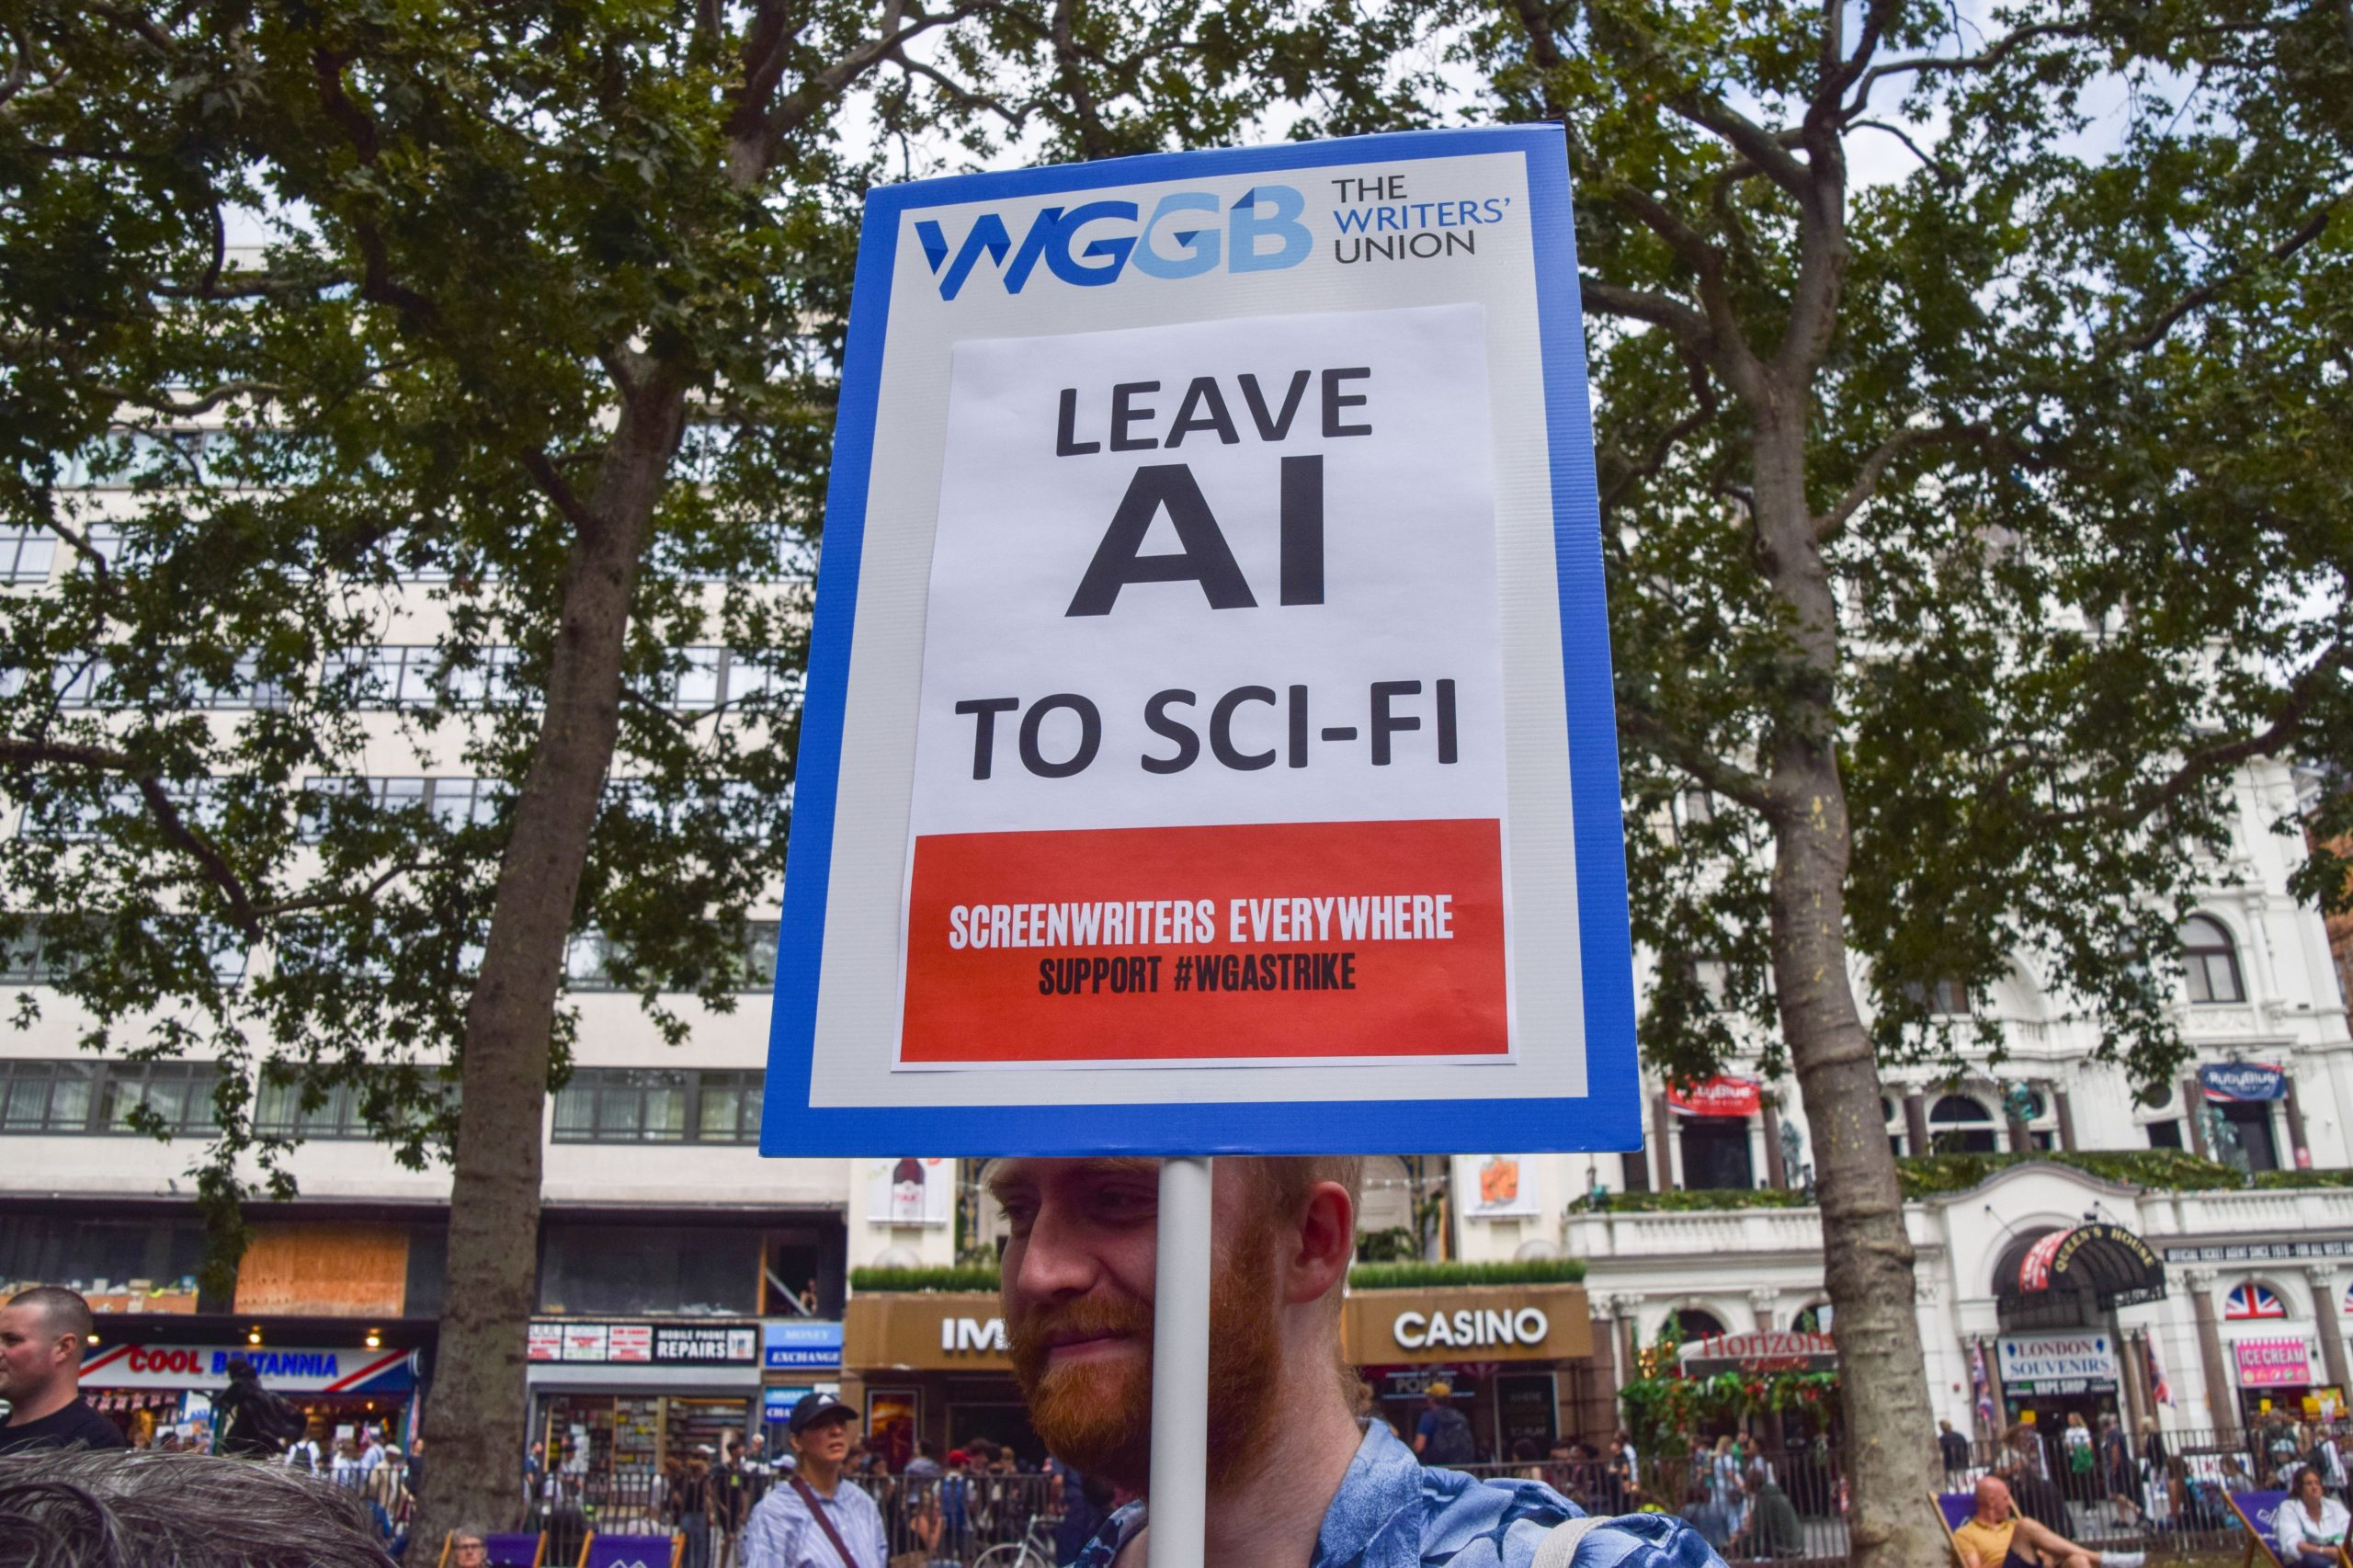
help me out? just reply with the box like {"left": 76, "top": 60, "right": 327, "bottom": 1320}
{"left": 2277, "top": 1466, "right": 2352, "bottom": 1567}
{"left": 283, "top": 1431, "right": 324, "bottom": 1473}
{"left": 739, "top": 1392, "right": 886, "bottom": 1568}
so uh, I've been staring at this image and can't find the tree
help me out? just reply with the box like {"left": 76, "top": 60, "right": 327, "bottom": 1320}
{"left": 1424, "top": 1, "right": 2352, "bottom": 1561}
{"left": 0, "top": 0, "right": 1426, "bottom": 1540}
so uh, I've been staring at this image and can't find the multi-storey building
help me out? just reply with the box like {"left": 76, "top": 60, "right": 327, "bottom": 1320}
{"left": 6, "top": 319, "right": 2347, "bottom": 1466}
{"left": 1464, "top": 756, "right": 2353, "bottom": 1445}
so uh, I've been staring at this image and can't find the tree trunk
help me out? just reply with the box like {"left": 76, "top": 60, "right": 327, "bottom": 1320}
{"left": 412, "top": 369, "right": 685, "bottom": 1546}
{"left": 1750, "top": 404, "right": 1942, "bottom": 1568}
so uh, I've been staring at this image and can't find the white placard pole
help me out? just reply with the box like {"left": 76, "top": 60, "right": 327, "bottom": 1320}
{"left": 1148, "top": 1155, "right": 1212, "bottom": 1567}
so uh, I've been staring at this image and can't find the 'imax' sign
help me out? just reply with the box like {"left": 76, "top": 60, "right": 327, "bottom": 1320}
{"left": 915, "top": 187, "right": 1311, "bottom": 301}
{"left": 940, "top": 1316, "right": 1009, "bottom": 1353}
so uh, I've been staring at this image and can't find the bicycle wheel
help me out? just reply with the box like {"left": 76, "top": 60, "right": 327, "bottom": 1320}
{"left": 971, "top": 1543, "right": 1047, "bottom": 1568}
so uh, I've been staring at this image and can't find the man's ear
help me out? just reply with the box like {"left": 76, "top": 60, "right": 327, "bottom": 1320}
{"left": 1285, "top": 1180, "right": 1356, "bottom": 1305}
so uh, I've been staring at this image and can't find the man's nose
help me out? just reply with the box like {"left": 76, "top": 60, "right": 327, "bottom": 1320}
{"left": 1010, "top": 1201, "right": 1109, "bottom": 1301}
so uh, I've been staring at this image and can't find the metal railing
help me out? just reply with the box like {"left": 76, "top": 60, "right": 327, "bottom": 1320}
{"left": 400, "top": 1466, "right": 1072, "bottom": 1567}
{"left": 307, "top": 1432, "right": 2327, "bottom": 1567}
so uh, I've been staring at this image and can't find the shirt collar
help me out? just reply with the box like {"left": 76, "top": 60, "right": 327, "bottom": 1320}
{"left": 1310, "top": 1420, "right": 1426, "bottom": 1566}
{"left": 1084, "top": 1421, "right": 1425, "bottom": 1568}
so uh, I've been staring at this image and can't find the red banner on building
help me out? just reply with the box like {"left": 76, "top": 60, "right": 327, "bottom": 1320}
{"left": 1666, "top": 1075, "right": 1761, "bottom": 1118}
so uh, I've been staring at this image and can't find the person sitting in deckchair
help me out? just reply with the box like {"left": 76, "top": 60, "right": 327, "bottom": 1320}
{"left": 1953, "top": 1476, "right": 2144, "bottom": 1568}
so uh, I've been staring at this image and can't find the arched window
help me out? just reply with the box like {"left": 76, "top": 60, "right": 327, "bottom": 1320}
{"left": 1674, "top": 1308, "right": 1730, "bottom": 1343}
{"left": 2222, "top": 1281, "right": 2286, "bottom": 1320}
{"left": 1791, "top": 1302, "right": 1834, "bottom": 1334}
{"left": 1930, "top": 1094, "right": 1999, "bottom": 1154}
{"left": 1884, "top": 1096, "right": 1908, "bottom": 1157}
{"left": 2182, "top": 915, "right": 2246, "bottom": 1005}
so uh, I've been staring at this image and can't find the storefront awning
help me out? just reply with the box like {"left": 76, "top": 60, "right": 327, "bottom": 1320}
{"left": 2003, "top": 1222, "right": 2166, "bottom": 1312}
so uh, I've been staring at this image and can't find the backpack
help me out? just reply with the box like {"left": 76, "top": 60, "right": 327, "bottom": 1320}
{"left": 243, "top": 1387, "right": 311, "bottom": 1450}
{"left": 1423, "top": 1405, "right": 1478, "bottom": 1465}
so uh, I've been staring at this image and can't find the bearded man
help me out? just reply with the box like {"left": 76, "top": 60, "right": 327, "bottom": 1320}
{"left": 989, "top": 1155, "right": 1723, "bottom": 1567}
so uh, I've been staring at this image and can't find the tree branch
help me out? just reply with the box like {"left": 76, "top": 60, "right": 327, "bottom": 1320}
{"left": 0, "top": 739, "right": 266, "bottom": 942}
{"left": 2092, "top": 194, "right": 2344, "bottom": 363}
{"left": 2037, "top": 644, "right": 2348, "bottom": 829}
{"left": 1618, "top": 707, "right": 1779, "bottom": 816}
{"left": 1847, "top": 119, "right": 1959, "bottom": 185}
{"left": 760, "top": 3, "right": 997, "bottom": 168}
{"left": 1580, "top": 278, "right": 1713, "bottom": 343}
{"left": 518, "top": 449, "right": 604, "bottom": 543}
{"left": 97, "top": 380, "right": 285, "bottom": 418}
{"left": 1049, "top": 0, "right": 1117, "bottom": 160}
{"left": 311, "top": 49, "right": 440, "bottom": 328}
{"left": 1813, "top": 421, "right": 1994, "bottom": 539}
{"left": 1600, "top": 358, "right": 1721, "bottom": 519}
{"left": 1845, "top": 20, "right": 2085, "bottom": 119}
{"left": 148, "top": 272, "right": 349, "bottom": 301}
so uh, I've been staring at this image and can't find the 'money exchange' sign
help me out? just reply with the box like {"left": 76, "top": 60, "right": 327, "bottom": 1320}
{"left": 765, "top": 127, "right": 1637, "bottom": 1155}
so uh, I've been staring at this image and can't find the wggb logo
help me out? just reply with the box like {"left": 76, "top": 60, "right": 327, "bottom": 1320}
{"left": 915, "top": 186, "right": 1312, "bottom": 300}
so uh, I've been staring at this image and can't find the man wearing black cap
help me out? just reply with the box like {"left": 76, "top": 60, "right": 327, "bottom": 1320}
{"left": 740, "top": 1392, "right": 886, "bottom": 1568}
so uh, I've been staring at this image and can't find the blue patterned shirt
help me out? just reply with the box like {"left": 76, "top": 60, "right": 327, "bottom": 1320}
{"left": 1074, "top": 1422, "right": 1723, "bottom": 1568}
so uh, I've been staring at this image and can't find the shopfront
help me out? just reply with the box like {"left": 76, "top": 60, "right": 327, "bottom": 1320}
{"left": 2233, "top": 1335, "right": 2330, "bottom": 1426}
{"left": 839, "top": 1291, "right": 1040, "bottom": 1464}
{"left": 526, "top": 1318, "right": 763, "bottom": 1475}
{"left": 1995, "top": 1329, "right": 2124, "bottom": 1432}
{"left": 758, "top": 1319, "right": 845, "bottom": 1449}
{"left": 77, "top": 1333, "right": 425, "bottom": 1449}
{"left": 1342, "top": 1282, "right": 1596, "bottom": 1461}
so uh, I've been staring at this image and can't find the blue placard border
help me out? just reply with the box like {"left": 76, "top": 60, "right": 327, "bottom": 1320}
{"left": 762, "top": 125, "right": 1637, "bottom": 1156}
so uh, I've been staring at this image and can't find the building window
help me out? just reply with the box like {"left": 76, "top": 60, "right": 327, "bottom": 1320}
{"left": 1929, "top": 1094, "right": 1999, "bottom": 1154}
{"left": 742, "top": 922, "right": 779, "bottom": 991}
{"left": 328, "top": 645, "right": 527, "bottom": 708}
{"left": 1791, "top": 1302, "right": 1833, "bottom": 1333}
{"left": 2182, "top": 915, "right": 2246, "bottom": 1004}
{"left": 0, "top": 527, "right": 58, "bottom": 585}
{"left": 2144, "top": 1119, "right": 2183, "bottom": 1149}
{"left": 661, "top": 648, "right": 792, "bottom": 711}
{"left": 537, "top": 1221, "right": 762, "bottom": 1316}
{"left": 1903, "top": 977, "right": 1971, "bottom": 1017}
{"left": 2215, "top": 1099, "right": 2279, "bottom": 1173}
{"left": 1679, "top": 1118, "right": 1754, "bottom": 1189}
{"left": 2222, "top": 1281, "right": 2286, "bottom": 1320}
{"left": 0, "top": 916, "right": 94, "bottom": 983}
{"left": 301, "top": 776, "right": 507, "bottom": 837}
{"left": 254, "top": 1069, "right": 456, "bottom": 1141}
{"left": 0, "top": 1059, "right": 218, "bottom": 1135}
{"left": 1884, "top": 1096, "right": 1907, "bottom": 1158}
{"left": 1672, "top": 1308, "right": 1729, "bottom": 1343}
{"left": 564, "top": 924, "right": 777, "bottom": 994}
{"left": 551, "top": 1068, "right": 762, "bottom": 1144}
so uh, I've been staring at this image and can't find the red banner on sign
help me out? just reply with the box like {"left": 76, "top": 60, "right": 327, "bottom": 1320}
{"left": 900, "top": 818, "right": 1508, "bottom": 1064}
{"left": 1666, "top": 1075, "right": 1761, "bottom": 1118}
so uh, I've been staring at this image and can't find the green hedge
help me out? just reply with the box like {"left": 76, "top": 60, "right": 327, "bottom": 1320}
{"left": 1346, "top": 1258, "right": 1585, "bottom": 1289}
{"left": 1592, "top": 1187, "right": 1814, "bottom": 1213}
{"left": 849, "top": 1266, "right": 1001, "bottom": 1293}
{"left": 1586, "top": 1151, "right": 2265, "bottom": 1214}
{"left": 1896, "top": 1148, "right": 2245, "bottom": 1197}
{"left": 2255, "top": 1167, "right": 2353, "bottom": 1189}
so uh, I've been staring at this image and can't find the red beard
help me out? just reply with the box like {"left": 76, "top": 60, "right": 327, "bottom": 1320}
{"left": 1006, "top": 1211, "right": 1284, "bottom": 1493}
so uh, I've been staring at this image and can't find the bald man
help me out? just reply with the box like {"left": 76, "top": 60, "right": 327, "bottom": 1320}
{"left": 1952, "top": 1475, "right": 2142, "bottom": 1568}
{"left": 0, "top": 1286, "right": 128, "bottom": 1453}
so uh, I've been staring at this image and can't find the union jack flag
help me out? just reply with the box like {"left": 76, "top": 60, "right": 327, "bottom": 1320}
{"left": 2145, "top": 1334, "right": 2173, "bottom": 1405}
{"left": 1972, "top": 1340, "right": 1997, "bottom": 1430}
{"left": 2224, "top": 1281, "right": 2287, "bottom": 1320}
